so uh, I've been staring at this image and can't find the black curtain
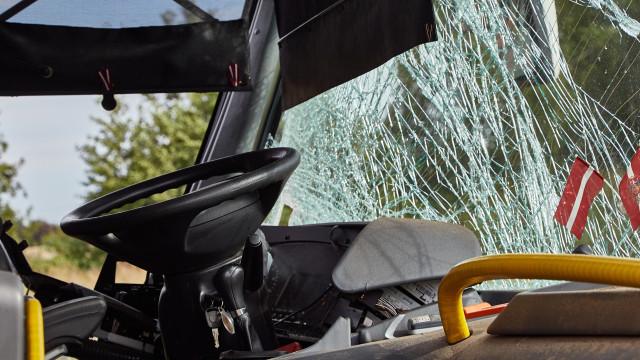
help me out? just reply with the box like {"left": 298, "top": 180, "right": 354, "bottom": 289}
{"left": 274, "top": 0, "right": 437, "bottom": 109}
{"left": 0, "top": 20, "right": 251, "bottom": 95}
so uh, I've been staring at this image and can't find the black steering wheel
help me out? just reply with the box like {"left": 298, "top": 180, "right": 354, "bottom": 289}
{"left": 60, "top": 148, "right": 300, "bottom": 274}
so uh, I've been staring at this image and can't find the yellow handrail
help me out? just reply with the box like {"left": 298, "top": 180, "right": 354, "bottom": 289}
{"left": 25, "top": 297, "right": 45, "bottom": 360}
{"left": 437, "top": 254, "right": 640, "bottom": 344}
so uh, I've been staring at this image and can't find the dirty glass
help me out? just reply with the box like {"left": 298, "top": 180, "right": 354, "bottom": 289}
{"left": 267, "top": 0, "right": 640, "bottom": 287}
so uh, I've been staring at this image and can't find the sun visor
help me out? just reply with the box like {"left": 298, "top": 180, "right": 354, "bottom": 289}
{"left": 275, "top": 0, "right": 438, "bottom": 110}
{"left": 0, "top": 20, "right": 250, "bottom": 96}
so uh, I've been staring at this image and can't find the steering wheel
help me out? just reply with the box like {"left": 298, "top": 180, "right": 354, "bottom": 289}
{"left": 60, "top": 148, "right": 300, "bottom": 274}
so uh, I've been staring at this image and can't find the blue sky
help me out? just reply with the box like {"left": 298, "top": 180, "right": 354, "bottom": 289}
{"left": 0, "top": 96, "right": 103, "bottom": 224}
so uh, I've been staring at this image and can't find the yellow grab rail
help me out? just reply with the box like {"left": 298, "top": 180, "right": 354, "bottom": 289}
{"left": 437, "top": 254, "right": 640, "bottom": 344}
{"left": 25, "top": 297, "right": 45, "bottom": 360}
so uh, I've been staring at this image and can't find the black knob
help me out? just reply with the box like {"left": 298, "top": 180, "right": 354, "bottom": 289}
{"left": 101, "top": 94, "right": 117, "bottom": 111}
{"left": 242, "top": 231, "right": 265, "bottom": 292}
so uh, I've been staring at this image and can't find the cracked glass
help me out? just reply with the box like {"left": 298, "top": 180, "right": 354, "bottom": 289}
{"left": 267, "top": 0, "right": 640, "bottom": 288}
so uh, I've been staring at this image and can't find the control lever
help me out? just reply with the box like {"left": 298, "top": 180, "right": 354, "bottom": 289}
{"left": 214, "top": 265, "right": 253, "bottom": 351}
{"left": 240, "top": 230, "right": 277, "bottom": 350}
{"left": 242, "top": 232, "right": 265, "bottom": 292}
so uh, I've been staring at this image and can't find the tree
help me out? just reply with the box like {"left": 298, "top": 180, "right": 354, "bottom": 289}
{"left": 79, "top": 93, "right": 217, "bottom": 205}
{"left": 42, "top": 228, "right": 107, "bottom": 270}
{"left": 67, "top": 92, "right": 216, "bottom": 267}
{"left": 0, "top": 119, "right": 25, "bottom": 224}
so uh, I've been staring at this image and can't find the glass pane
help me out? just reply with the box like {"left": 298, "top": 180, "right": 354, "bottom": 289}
{"left": 269, "top": 0, "right": 640, "bottom": 288}
{"left": 0, "top": 0, "right": 20, "bottom": 14}
{"left": 6, "top": 0, "right": 245, "bottom": 27}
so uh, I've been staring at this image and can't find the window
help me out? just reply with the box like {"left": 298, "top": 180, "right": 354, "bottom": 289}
{"left": 268, "top": 0, "right": 640, "bottom": 288}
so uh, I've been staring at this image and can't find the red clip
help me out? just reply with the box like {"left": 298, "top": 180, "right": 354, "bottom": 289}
{"left": 228, "top": 62, "right": 241, "bottom": 87}
{"left": 98, "top": 68, "right": 114, "bottom": 91}
{"left": 276, "top": 342, "right": 302, "bottom": 353}
{"left": 463, "top": 302, "right": 508, "bottom": 319}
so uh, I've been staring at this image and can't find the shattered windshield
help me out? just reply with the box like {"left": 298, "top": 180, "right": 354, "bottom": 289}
{"left": 268, "top": 0, "right": 639, "bottom": 286}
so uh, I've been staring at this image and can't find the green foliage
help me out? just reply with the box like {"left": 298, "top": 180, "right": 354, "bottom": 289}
{"left": 278, "top": 204, "right": 293, "bottom": 226}
{"left": 4, "top": 219, "right": 106, "bottom": 270}
{"left": 79, "top": 93, "right": 216, "bottom": 206}
{"left": 0, "top": 119, "right": 25, "bottom": 225}
{"left": 559, "top": 0, "right": 639, "bottom": 122}
{"left": 42, "top": 228, "right": 106, "bottom": 270}
{"left": 41, "top": 93, "right": 217, "bottom": 268}
{"left": 11, "top": 220, "right": 57, "bottom": 246}
{"left": 0, "top": 121, "right": 91, "bottom": 268}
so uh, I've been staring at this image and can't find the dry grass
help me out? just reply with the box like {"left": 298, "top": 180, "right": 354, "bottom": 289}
{"left": 23, "top": 246, "right": 147, "bottom": 288}
{"left": 21, "top": 247, "right": 148, "bottom": 360}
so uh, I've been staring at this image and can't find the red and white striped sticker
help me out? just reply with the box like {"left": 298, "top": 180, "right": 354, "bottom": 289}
{"left": 553, "top": 157, "right": 603, "bottom": 239}
{"left": 98, "top": 69, "right": 114, "bottom": 91}
{"left": 228, "top": 62, "right": 240, "bottom": 87}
